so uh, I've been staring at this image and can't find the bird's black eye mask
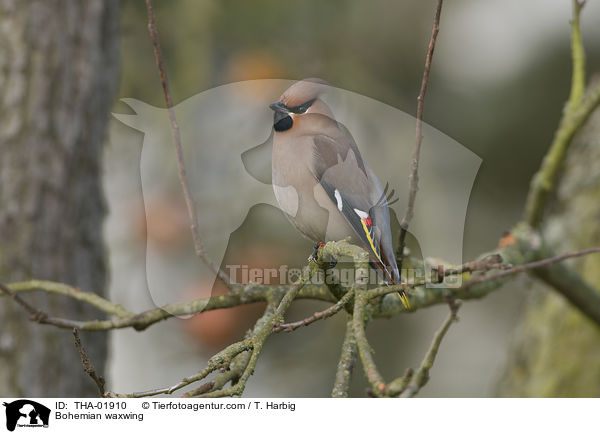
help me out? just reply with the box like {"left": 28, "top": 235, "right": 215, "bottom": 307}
{"left": 274, "top": 114, "right": 293, "bottom": 132}
{"left": 272, "top": 99, "right": 316, "bottom": 132}
{"left": 288, "top": 98, "right": 316, "bottom": 114}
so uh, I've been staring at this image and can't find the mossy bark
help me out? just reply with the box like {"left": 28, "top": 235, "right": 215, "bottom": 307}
{"left": 0, "top": 0, "right": 119, "bottom": 396}
{"left": 497, "top": 110, "right": 600, "bottom": 397}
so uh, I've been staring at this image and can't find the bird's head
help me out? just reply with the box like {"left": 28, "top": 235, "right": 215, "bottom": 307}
{"left": 269, "top": 78, "right": 332, "bottom": 132}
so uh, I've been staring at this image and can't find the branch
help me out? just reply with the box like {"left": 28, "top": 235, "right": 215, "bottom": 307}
{"left": 0, "top": 282, "right": 49, "bottom": 322}
{"left": 7, "top": 280, "right": 132, "bottom": 318}
{"left": 3, "top": 238, "right": 600, "bottom": 398}
{"left": 386, "top": 368, "right": 413, "bottom": 397}
{"left": 398, "top": 300, "right": 461, "bottom": 397}
{"left": 397, "top": 0, "right": 444, "bottom": 265}
{"left": 4, "top": 241, "right": 600, "bottom": 333}
{"left": 353, "top": 289, "right": 386, "bottom": 396}
{"left": 144, "top": 0, "right": 231, "bottom": 287}
{"left": 443, "top": 254, "right": 507, "bottom": 276}
{"left": 273, "top": 288, "right": 355, "bottom": 333}
{"left": 568, "top": 0, "right": 586, "bottom": 110}
{"left": 460, "top": 246, "right": 600, "bottom": 291}
{"left": 525, "top": 80, "right": 600, "bottom": 227}
{"left": 316, "top": 242, "right": 389, "bottom": 397}
{"left": 110, "top": 262, "right": 320, "bottom": 398}
{"left": 524, "top": 1, "right": 600, "bottom": 228}
{"left": 184, "top": 351, "right": 251, "bottom": 397}
{"left": 376, "top": 241, "right": 600, "bottom": 326}
{"left": 2, "top": 280, "right": 334, "bottom": 331}
{"left": 532, "top": 254, "right": 600, "bottom": 326}
{"left": 72, "top": 329, "right": 106, "bottom": 397}
{"left": 190, "top": 264, "right": 318, "bottom": 398}
{"left": 331, "top": 317, "right": 358, "bottom": 398}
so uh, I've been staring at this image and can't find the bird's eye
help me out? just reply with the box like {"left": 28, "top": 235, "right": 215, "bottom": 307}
{"left": 290, "top": 98, "right": 316, "bottom": 114}
{"left": 297, "top": 104, "right": 310, "bottom": 114}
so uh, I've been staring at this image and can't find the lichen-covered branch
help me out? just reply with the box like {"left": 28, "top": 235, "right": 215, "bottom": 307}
{"left": 331, "top": 318, "right": 358, "bottom": 398}
{"left": 1, "top": 280, "right": 335, "bottom": 331}
{"left": 191, "top": 264, "right": 319, "bottom": 398}
{"left": 325, "top": 243, "right": 388, "bottom": 397}
{"left": 4, "top": 234, "right": 600, "bottom": 332}
{"left": 117, "top": 262, "right": 320, "bottom": 399}
{"left": 3, "top": 235, "right": 600, "bottom": 397}
{"left": 273, "top": 288, "right": 355, "bottom": 333}
{"left": 8, "top": 280, "right": 132, "bottom": 318}
{"left": 184, "top": 351, "right": 251, "bottom": 397}
{"left": 531, "top": 254, "right": 600, "bottom": 326}
{"left": 353, "top": 289, "right": 387, "bottom": 397}
{"left": 525, "top": 80, "right": 600, "bottom": 227}
{"left": 524, "top": 0, "right": 600, "bottom": 228}
{"left": 567, "top": 0, "right": 586, "bottom": 110}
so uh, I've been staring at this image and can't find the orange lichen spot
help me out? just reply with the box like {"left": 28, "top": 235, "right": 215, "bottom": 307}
{"left": 498, "top": 233, "right": 516, "bottom": 249}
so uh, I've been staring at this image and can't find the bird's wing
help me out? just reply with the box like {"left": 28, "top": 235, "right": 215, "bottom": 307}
{"left": 310, "top": 133, "right": 400, "bottom": 285}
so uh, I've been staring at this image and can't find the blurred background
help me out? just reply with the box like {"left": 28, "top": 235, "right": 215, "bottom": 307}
{"left": 102, "top": 0, "right": 600, "bottom": 397}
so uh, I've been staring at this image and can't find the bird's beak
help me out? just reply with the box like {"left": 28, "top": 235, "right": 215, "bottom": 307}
{"left": 269, "top": 101, "right": 288, "bottom": 113}
{"left": 270, "top": 101, "right": 291, "bottom": 125}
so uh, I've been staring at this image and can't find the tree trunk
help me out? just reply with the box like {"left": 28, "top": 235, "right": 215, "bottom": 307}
{"left": 497, "top": 109, "right": 600, "bottom": 397}
{"left": 0, "top": 0, "right": 119, "bottom": 396}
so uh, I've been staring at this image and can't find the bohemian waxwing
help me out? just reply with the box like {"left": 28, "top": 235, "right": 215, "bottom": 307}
{"left": 269, "top": 79, "right": 409, "bottom": 307}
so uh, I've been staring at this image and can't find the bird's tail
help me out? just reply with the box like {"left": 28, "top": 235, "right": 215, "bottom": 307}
{"left": 371, "top": 258, "right": 410, "bottom": 309}
{"left": 397, "top": 285, "right": 410, "bottom": 309}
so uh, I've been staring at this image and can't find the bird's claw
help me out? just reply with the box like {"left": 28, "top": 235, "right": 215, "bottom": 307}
{"left": 312, "top": 242, "right": 325, "bottom": 263}
{"left": 312, "top": 242, "right": 337, "bottom": 269}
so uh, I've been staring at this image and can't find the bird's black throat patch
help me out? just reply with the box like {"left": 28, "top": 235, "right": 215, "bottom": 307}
{"left": 274, "top": 115, "right": 293, "bottom": 132}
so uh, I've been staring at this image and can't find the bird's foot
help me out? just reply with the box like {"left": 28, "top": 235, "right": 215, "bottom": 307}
{"left": 312, "top": 242, "right": 337, "bottom": 269}
{"left": 311, "top": 242, "right": 324, "bottom": 263}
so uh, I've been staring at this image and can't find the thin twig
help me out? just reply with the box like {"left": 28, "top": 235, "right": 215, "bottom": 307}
{"left": 182, "top": 381, "right": 215, "bottom": 397}
{"left": 0, "top": 282, "right": 47, "bottom": 321}
{"left": 144, "top": 0, "right": 231, "bottom": 287}
{"left": 443, "top": 254, "right": 507, "bottom": 276}
{"left": 399, "top": 300, "right": 461, "bottom": 397}
{"left": 73, "top": 329, "right": 106, "bottom": 397}
{"left": 461, "top": 247, "right": 600, "bottom": 290}
{"left": 397, "top": 0, "right": 444, "bottom": 266}
{"left": 273, "top": 288, "right": 355, "bottom": 333}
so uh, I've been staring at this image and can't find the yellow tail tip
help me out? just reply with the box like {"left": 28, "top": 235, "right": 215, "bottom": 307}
{"left": 397, "top": 291, "right": 410, "bottom": 309}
